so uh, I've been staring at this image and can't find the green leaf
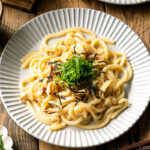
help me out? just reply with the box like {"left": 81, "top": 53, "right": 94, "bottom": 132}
{"left": 59, "top": 54, "right": 97, "bottom": 85}
{"left": 0, "top": 135, "right": 5, "bottom": 150}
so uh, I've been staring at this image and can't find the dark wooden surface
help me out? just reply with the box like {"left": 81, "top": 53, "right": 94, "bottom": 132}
{"left": 2, "top": 0, "right": 35, "bottom": 10}
{"left": 0, "top": 0, "right": 150, "bottom": 150}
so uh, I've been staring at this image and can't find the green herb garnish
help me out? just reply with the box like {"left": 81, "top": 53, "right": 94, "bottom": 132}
{"left": 0, "top": 135, "right": 5, "bottom": 150}
{"left": 59, "top": 55, "right": 97, "bottom": 85}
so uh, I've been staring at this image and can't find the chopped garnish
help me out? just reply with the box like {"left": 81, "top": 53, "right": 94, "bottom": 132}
{"left": 79, "top": 52, "right": 86, "bottom": 56}
{"left": 100, "top": 89, "right": 104, "bottom": 96}
{"left": 75, "top": 97, "right": 81, "bottom": 105}
{"left": 100, "top": 71, "right": 105, "bottom": 74}
{"left": 48, "top": 103, "right": 60, "bottom": 109}
{"left": 75, "top": 100, "right": 80, "bottom": 105}
{"left": 89, "top": 85, "right": 100, "bottom": 99}
{"left": 57, "top": 93, "right": 62, "bottom": 106}
{"left": 58, "top": 54, "right": 97, "bottom": 85}
{"left": 75, "top": 97, "right": 81, "bottom": 100}
{"left": 93, "top": 53, "right": 97, "bottom": 61}
{"left": 39, "top": 79, "right": 44, "bottom": 82}
{"left": 73, "top": 91, "right": 86, "bottom": 93}
{"left": 54, "top": 86, "right": 62, "bottom": 106}
{"left": 85, "top": 97, "right": 89, "bottom": 102}
{"left": 47, "top": 61, "right": 59, "bottom": 65}
{"left": 73, "top": 45, "right": 76, "bottom": 54}
{"left": 97, "top": 61, "right": 106, "bottom": 64}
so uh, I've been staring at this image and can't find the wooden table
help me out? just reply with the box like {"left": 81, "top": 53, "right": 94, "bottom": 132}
{"left": 0, "top": 0, "right": 150, "bottom": 149}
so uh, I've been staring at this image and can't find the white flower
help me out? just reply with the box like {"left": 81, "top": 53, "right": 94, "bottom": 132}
{"left": 0, "top": 126, "right": 13, "bottom": 150}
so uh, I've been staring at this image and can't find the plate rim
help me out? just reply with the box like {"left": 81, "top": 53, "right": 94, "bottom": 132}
{"left": 0, "top": 8, "right": 150, "bottom": 148}
{"left": 98, "top": 0, "right": 150, "bottom": 5}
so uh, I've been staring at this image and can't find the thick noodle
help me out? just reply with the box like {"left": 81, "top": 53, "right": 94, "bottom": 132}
{"left": 20, "top": 27, "right": 133, "bottom": 131}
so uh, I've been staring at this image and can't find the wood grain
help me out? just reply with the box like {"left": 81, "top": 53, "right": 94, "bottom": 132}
{"left": 0, "top": 0, "right": 150, "bottom": 150}
{"left": 0, "top": 6, "right": 38, "bottom": 150}
{"left": 39, "top": 141, "right": 68, "bottom": 150}
{"left": 0, "top": 1, "right": 3, "bottom": 23}
{"left": 36, "top": 0, "right": 105, "bottom": 15}
{"left": 2, "top": 0, "right": 35, "bottom": 11}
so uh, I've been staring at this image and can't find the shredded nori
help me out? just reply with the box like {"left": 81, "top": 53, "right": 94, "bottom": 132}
{"left": 40, "top": 54, "right": 105, "bottom": 105}
{"left": 75, "top": 97, "right": 81, "bottom": 105}
{"left": 73, "top": 45, "right": 77, "bottom": 54}
{"left": 47, "top": 61, "right": 59, "bottom": 65}
{"left": 48, "top": 103, "right": 60, "bottom": 109}
{"left": 39, "top": 79, "right": 44, "bottom": 82}
{"left": 79, "top": 52, "right": 86, "bottom": 56}
{"left": 93, "top": 53, "right": 97, "bottom": 61}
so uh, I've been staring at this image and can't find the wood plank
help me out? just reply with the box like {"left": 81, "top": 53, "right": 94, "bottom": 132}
{"left": 36, "top": 0, "right": 105, "bottom": 15}
{"left": 105, "top": 3, "right": 150, "bottom": 51}
{"left": 105, "top": 2, "right": 150, "bottom": 150}
{"left": 0, "top": 1, "right": 3, "bottom": 22}
{"left": 0, "top": 6, "right": 38, "bottom": 150}
{"left": 36, "top": 0, "right": 105, "bottom": 149}
{"left": 39, "top": 141, "right": 68, "bottom": 150}
{"left": 0, "top": 5, "right": 34, "bottom": 50}
{"left": 2, "top": 0, "right": 35, "bottom": 11}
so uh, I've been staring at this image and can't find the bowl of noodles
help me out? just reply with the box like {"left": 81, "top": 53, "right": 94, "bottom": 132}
{"left": 0, "top": 8, "right": 150, "bottom": 148}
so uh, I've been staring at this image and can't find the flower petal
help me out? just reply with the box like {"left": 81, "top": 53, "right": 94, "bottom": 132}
{"left": 3, "top": 136, "right": 13, "bottom": 149}
{"left": 0, "top": 126, "right": 8, "bottom": 138}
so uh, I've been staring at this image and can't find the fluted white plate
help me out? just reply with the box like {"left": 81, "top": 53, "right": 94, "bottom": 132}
{"left": 99, "top": 0, "right": 149, "bottom": 5}
{"left": 0, "top": 8, "right": 150, "bottom": 148}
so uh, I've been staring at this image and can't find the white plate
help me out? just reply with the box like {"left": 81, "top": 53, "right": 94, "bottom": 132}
{"left": 0, "top": 8, "right": 150, "bottom": 148}
{"left": 99, "top": 0, "right": 149, "bottom": 5}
